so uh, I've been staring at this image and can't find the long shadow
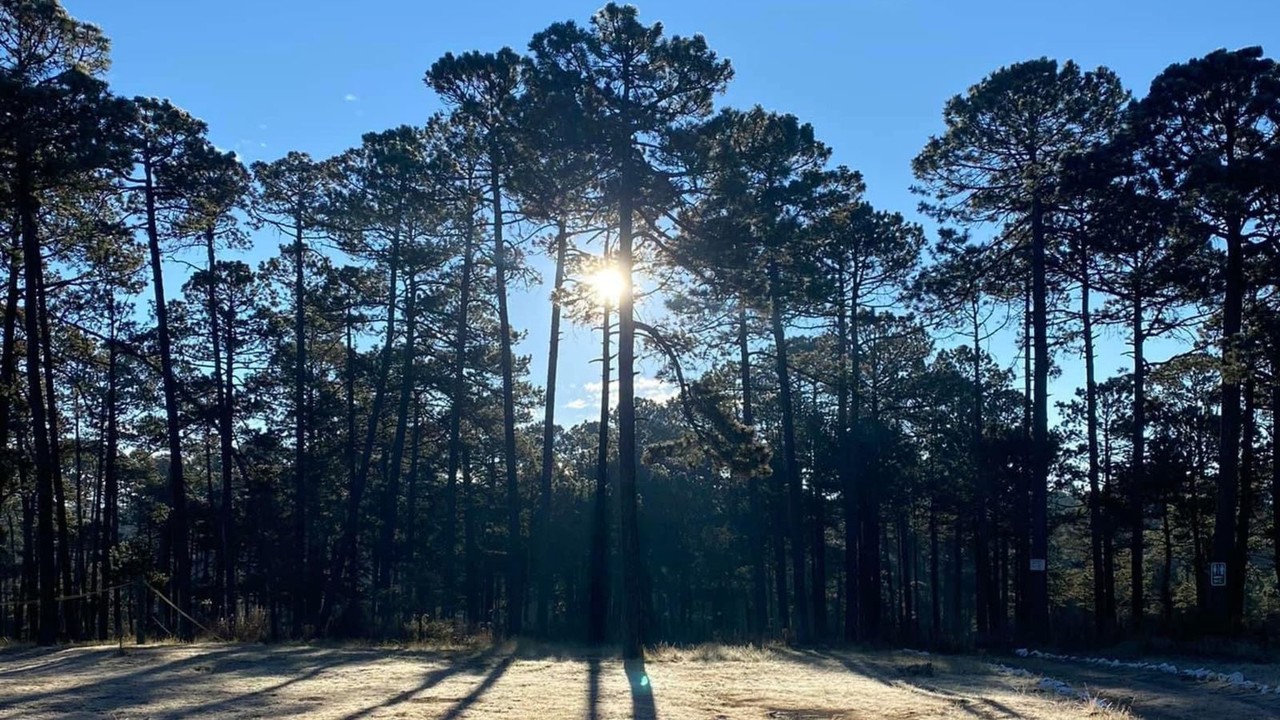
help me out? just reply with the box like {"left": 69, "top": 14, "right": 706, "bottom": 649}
{"left": 0, "top": 648, "right": 105, "bottom": 678}
{"left": 625, "top": 656, "right": 658, "bottom": 720}
{"left": 180, "top": 649, "right": 384, "bottom": 718}
{"left": 807, "top": 649, "right": 896, "bottom": 688}
{"left": 0, "top": 644, "right": 249, "bottom": 711}
{"left": 439, "top": 653, "right": 516, "bottom": 720}
{"left": 587, "top": 655, "right": 601, "bottom": 720}
{"left": 339, "top": 645, "right": 505, "bottom": 720}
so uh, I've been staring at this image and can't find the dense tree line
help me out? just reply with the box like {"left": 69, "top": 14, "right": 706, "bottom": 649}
{"left": 2, "top": 1, "right": 1279, "bottom": 655}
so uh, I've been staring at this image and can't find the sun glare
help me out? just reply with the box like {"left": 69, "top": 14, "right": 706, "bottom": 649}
{"left": 591, "top": 266, "right": 627, "bottom": 306}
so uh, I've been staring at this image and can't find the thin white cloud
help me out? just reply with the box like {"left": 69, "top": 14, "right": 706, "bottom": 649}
{"left": 577, "top": 376, "right": 679, "bottom": 411}
{"left": 344, "top": 93, "right": 359, "bottom": 102}
{"left": 565, "top": 399, "right": 588, "bottom": 410}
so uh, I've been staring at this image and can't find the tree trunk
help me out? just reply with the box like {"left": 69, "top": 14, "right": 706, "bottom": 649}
{"left": 203, "top": 227, "right": 233, "bottom": 621}
{"left": 219, "top": 270, "right": 237, "bottom": 624}
{"left": 1016, "top": 280, "right": 1032, "bottom": 635}
{"left": 463, "top": 447, "right": 480, "bottom": 627}
{"left": 0, "top": 220, "right": 20, "bottom": 482}
{"left": 929, "top": 499, "right": 940, "bottom": 647}
{"left": 443, "top": 223, "right": 475, "bottom": 621}
{"left": 143, "top": 160, "right": 192, "bottom": 640}
{"left": 1229, "top": 378, "right": 1256, "bottom": 629}
{"left": 588, "top": 296, "right": 611, "bottom": 644}
{"left": 768, "top": 262, "right": 809, "bottom": 643}
{"left": 837, "top": 267, "right": 857, "bottom": 642}
{"left": 1131, "top": 292, "right": 1146, "bottom": 630}
{"left": 103, "top": 295, "right": 122, "bottom": 641}
{"left": 1082, "top": 251, "right": 1107, "bottom": 635}
{"left": 322, "top": 224, "right": 400, "bottom": 631}
{"left": 618, "top": 175, "right": 646, "bottom": 657}
{"left": 811, "top": 479, "right": 826, "bottom": 638}
{"left": 376, "top": 272, "right": 418, "bottom": 621}
{"left": 490, "top": 160, "right": 523, "bottom": 638}
{"left": 1161, "top": 500, "right": 1174, "bottom": 625}
{"left": 952, "top": 518, "right": 963, "bottom": 641}
{"left": 739, "top": 303, "right": 768, "bottom": 641}
{"left": 291, "top": 211, "right": 308, "bottom": 634}
{"left": 1272, "top": 346, "right": 1280, "bottom": 591}
{"left": 536, "top": 221, "right": 569, "bottom": 634}
{"left": 1210, "top": 220, "right": 1245, "bottom": 629}
{"left": 404, "top": 408, "right": 422, "bottom": 609}
{"left": 37, "top": 269, "right": 75, "bottom": 639}
{"left": 1029, "top": 195, "right": 1050, "bottom": 641}
{"left": 18, "top": 157, "right": 57, "bottom": 645}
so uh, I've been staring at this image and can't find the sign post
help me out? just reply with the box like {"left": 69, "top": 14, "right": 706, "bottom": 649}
{"left": 1210, "top": 562, "right": 1226, "bottom": 588}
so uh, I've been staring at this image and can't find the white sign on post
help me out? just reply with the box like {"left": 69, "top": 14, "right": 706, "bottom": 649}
{"left": 1029, "top": 558, "right": 1046, "bottom": 572}
{"left": 1210, "top": 562, "right": 1226, "bottom": 587}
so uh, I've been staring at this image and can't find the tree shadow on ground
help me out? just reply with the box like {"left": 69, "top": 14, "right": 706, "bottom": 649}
{"left": 438, "top": 651, "right": 516, "bottom": 719}
{"left": 625, "top": 656, "right": 658, "bottom": 720}
{"left": 0, "top": 643, "right": 486, "bottom": 718}
{"left": 587, "top": 655, "right": 602, "bottom": 720}
{"left": 0, "top": 644, "right": 249, "bottom": 711}
{"left": 332, "top": 644, "right": 506, "bottom": 720}
{"left": 781, "top": 648, "right": 1025, "bottom": 720}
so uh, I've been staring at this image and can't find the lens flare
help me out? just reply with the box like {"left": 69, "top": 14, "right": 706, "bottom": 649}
{"left": 591, "top": 266, "right": 626, "bottom": 306}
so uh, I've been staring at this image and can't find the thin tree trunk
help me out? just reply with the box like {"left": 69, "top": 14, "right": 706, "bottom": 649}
{"left": 952, "top": 518, "right": 964, "bottom": 641}
{"left": 768, "top": 262, "right": 808, "bottom": 643}
{"left": 1161, "top": 500, "right": 1174, "bottom": 625}
{"left": 811, "top": 477, "right": 826, "bottom": 638}
{"left": 587, "top": 279, "right": 612, "bottom": 644}
{"left": 443, "top": 223, "right": 475, "bottom": 621}
{"left": 0, "top": 220, "right": 19, "bottom": 474}
{"left": 618, "top": 182, "right": 644, "bottom": 657}
{"left": 291, "top": 211, "right": 308, "bottom": 635}
{"left": 18, "top": 157, "right": 57, "bottom": 645}
{"left": 103, "top": 294, "right": 121, "bottom": 640}
{"left": 404, "top": 407, "right": 422, "bottom": 609}
{"left": 143, "top": 160, "right": 192, "bottom": 640}
{"left": 1131, "top": 292, "right": 1146, "bottom": 630}
{"left": 203, "top": 227, "right": 232, "bottom": 621}
{"left": 321, "top": 224, "right": 401, "bottom": 630}
{"left": 220, "top": 281, "right": 237, "bottom": 624}
{"left": 837, "top": 267, "right": 857, "bottom": 642}
{"left": 1229, "top": 378, "right": 1256, "bottom": 629}
{"left": 463, "top": 447, "right": 479, "bottom": 627}
{"left": 740, "top": 303, "right": 768, "bottom": 641}
{"left": 37, "top": 272, "right": 75, "bottom": 639}
{"left": 1029, "top": 195, "right": 1050, "bottom": 641}
{"left": 1016, "top": 279, "right": 1031, "bottom": 635}
{"left": 929, "top": 499, "right": 940, "bottom": 648}
{"left": 1210, "top": 220, "right": 1245, "bottom": 628}
{"left": 1081, "top": 253, "right": 1107, "bottom": 636}
{"left": 376, "top": 273, "right": 418, "bottom": 620}
{"left": 1272, "top": 346, "right": 1280, "bottom": 591}
{"left": 490, "top": 160, "right": 523, "bottom": 638}
{"left": 536, "top": 221, "right": 569, "bottom": 634}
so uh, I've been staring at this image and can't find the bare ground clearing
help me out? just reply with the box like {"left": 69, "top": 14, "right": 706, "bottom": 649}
{"left": 0, "top": 641, "right": 1263, "bottom": 719}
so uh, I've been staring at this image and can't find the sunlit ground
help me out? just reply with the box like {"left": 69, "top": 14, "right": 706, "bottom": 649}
{"left": 5, "top": 641, "right": 1276, "bottom": 719}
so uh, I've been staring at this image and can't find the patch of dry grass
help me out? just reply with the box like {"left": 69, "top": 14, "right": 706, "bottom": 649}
{"left": 0, "top": 642, "right": 1181, "bottom": 719}
{"left": 646, "top": 641, "right": 781, "bottom": 663}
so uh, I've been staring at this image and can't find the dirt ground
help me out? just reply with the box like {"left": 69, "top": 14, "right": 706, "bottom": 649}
{"left": 1, "top": 641, "right": 1274, "bottom": 719}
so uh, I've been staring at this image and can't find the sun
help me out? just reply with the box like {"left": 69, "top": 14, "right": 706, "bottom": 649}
{"left": 590, "top": 266, "right": 627, "bottom": 306}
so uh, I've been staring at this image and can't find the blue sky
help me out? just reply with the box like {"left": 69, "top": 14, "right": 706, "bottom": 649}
{"left": 66, "top": 0, "right": 1277, "bottom": 423}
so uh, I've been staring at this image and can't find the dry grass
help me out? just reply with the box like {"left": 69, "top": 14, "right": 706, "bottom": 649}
{"left": 0, "top": 642, "right": 1150, "bottom": 719}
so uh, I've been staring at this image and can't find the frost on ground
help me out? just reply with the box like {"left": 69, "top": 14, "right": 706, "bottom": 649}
{"left": 1, "top": 642, "right": 1129, "bottom": 720}
{"left": 1015, "top": 648, "right": 1280, "bottom": 693}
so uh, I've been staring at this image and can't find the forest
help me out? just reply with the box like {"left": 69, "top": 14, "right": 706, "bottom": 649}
{"left": 2, "top": 0, "right": 1279, "bottom": 662}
